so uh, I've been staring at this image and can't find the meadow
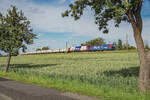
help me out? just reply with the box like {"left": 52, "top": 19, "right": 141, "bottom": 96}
{"left": 0, "top": 51, "right": 150, "bottom": 100}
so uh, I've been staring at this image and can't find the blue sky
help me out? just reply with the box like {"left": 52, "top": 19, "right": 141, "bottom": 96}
{"left": 0, "top": 0, "right": 150, "bottom": 52}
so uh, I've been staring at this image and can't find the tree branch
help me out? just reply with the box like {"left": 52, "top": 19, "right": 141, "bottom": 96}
{"left": 127, "top": 0, "right": 143, "bottom": 34}
{"left": 134, "top": 0, "right": 143, "bottom": 33}
{"left": 127, "top": 11, "right": 137, "bottom": 31}
{"left": 135, "top": 14, "right": 143, "bottom": 33}
{"left": 136, "top": 0, "right": 143, "bottom": 15}
{"left": 125, "top": 0, "right": 128, "bottom": 3}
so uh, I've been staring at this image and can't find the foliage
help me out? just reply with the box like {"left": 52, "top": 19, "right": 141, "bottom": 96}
{"left": 36, "top": 47, "right": 49, "bottom": 51}
{"left": 22, "top": 45, "right": 27, "bottom": 53}
{"left": 81, "top": 37, "right": 106, "bottom": 46}
{"left": 129, "top": 46, "right": 136, "bottom": 50}
{"left": 0, "top": 6, "right": 36, "bottom": 54}
{"left": 113, "top": 41, "right": 117, "bottom": 49}
{"left": 118, "top": 39, "right": 123, "bottom": 50}
{"left": 123, "top": 43, "right": 131, "bottom": 50}
{"left": 11, "top": 48, "right": 19, "bottom": 56}
{"left": 0, "top": 53, "right": 2, "bottom": 56}
{"left": 122, "top": 44, "right": 136, "bottom": 50}
{"left": 123, "top": 44, "right": 126, "bottom": 50}
{"left": 62, "top": 0, "right": 141, "bottom": 34}
{"left": 144, "top": 43, "right": 149, "bottom": 50}
{"left": 36, "top": 48, "right": 41, "bottom": 51}
{"left": 114, "top": 40, "right": 136, "bottom": 50}
{"left": 1, "top": 51, "right": 150, "bottom": 100}
{"left": 42, "top": 46, "right": 49, "bottom": 50}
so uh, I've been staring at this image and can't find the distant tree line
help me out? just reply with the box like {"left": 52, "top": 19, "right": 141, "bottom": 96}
{"left": 113, "top": 39, "right": 149, "bottom": 50}
{"left": 36, "top": 46, "right": 50, "bottom": 51}
{"left": 81, "top": 37, "right": 106, "bottom": 46}
{"left": 144, "top": 41, "right": 149, "bottom": 51}
{"left": 113, "top": 39, "right": 137, "bottom": 50}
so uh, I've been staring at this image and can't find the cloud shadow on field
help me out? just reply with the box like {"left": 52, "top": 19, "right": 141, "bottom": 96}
{"left": 103, "top": 66, "right": 140, "bottom": 77}
{"left": 4, "top": 64, "right": 58, "bottom": 69}
{"left": 0, "top": 77, "right": 11, "bottom": 81}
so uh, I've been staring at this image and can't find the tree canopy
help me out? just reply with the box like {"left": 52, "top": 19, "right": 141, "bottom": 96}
{"left": 42, "top": 46, "right": 49, "bottom": 50}
{"left": 81, "top": 37, "right": 106, "bottom": 46}
{"left": 118, "top": 39, "right": 123, "bottom": 50}
{"left": 0, "top": 6, "right": 36, "bottom": 54}
{"left": 11, "top": 48, "right": 19, "bottom": 56}
{"left": 36, "top": 48, "right": 41, "bottom": 51}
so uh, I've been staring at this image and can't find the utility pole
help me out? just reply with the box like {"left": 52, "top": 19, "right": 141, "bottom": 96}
{"left": 66, "top": 41, "right": 68, "bottom": 53}
{"left": 126, "top": 34, "right": 128, "bottom": 50}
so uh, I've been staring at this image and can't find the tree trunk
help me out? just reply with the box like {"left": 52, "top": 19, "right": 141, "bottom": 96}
{"left": 127, "top": 3, "right": 150, "bottom": 91}
{"left": 133, "top": 28, "right": 150, "bottom": 92}
{"left": 147, "top": 50, "right": 150, "bottom": 59}
{"left": 5, "top": 52, "right": 11, "bottom": 72}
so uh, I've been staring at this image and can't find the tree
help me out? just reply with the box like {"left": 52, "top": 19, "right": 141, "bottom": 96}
{"left": 36, "top": 48, "right": 41, "bottom": 51}
{"left": 42, "top": 46, "right": 49, "bottom": 50}
{"left": 113, "top": 42, "right": 117, "bottom": 49}
{"left": 11, "top": 48, "right": 19, "bottom": 56}
{"left": 22, "top": 45, "right": 27, "bottom": 53}
{"left": 62, "top": 0, "right": 150, "bottom": 92}
{"left": 118, "top": 39, "right": 123, "bottom": 50}
{"left": 81, "top": 37, "right": 106, "bottom": 46}
{"left": 144, "top": 43, "right": 149, "bottom": 50}
{"left": 128, "top": 46, "right": 136, "bottom": 50}
{"left": 122, "top": 43, "right": 126, "bottom": 50}
{"left": 123, "top": 43, "right": 135, "bottom": 50}
{"left": 0, "top": 6, "right": 36, "bottom": 72}
{"left": 0, "top": 53, "right": 2, "bottom": 57}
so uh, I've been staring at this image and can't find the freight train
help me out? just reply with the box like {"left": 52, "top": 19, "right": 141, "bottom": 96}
{"left": 21, "top": 44, "right": 115, "bottom": 55}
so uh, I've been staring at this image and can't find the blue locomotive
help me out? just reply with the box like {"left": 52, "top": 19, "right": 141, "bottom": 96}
{"left": 74, "top": 44, "right": 115, "bottom": 52}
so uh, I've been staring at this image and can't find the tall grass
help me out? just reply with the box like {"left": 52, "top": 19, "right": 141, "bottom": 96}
{"left": 0, "top": 51, "right": 150, "bottom": 100}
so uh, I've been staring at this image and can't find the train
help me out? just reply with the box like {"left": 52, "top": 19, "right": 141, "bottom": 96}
{"left": 74, "top": 44, "right": 115, "bottom": 52}
{"left": 21, "top": 44, "right": 115, "bottom": 55}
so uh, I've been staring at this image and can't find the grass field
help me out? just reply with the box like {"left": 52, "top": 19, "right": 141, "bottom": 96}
{"left": 0, "top": 51, "right": 150, "bottom": 100}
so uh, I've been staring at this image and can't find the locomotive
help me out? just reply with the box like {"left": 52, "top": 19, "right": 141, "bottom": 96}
{"left": 73, "top": 44, "right": 115, "bottom": 52}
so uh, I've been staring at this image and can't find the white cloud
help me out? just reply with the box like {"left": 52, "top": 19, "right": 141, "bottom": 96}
{"left": 0, "top": 0, "right": 99, "bottom": 36}
{"left": 60, "top": 0, "right": 66, "bottom": 3}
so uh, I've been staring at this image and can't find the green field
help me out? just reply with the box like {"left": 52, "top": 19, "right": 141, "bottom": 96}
{"left": 0, "top": 51, "right": 150, "bottom": 100}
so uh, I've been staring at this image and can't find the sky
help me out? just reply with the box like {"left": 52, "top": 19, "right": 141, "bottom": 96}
{"left": 0, "top": 0, "right": 150, "bottom": 52}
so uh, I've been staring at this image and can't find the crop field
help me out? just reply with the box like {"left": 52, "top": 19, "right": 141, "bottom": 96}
{"left": 0, "top": 51, "right": 150, "bottom": 100}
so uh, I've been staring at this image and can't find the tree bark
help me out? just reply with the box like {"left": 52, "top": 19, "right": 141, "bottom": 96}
{"left": 147, "top": 48, "right": 150, "bottom": 60}
{"left": 134, "top": 31, "right": 150, "bottom": 92}
{"left": 5, "top": 52, "right": 11, "bottom": 72}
